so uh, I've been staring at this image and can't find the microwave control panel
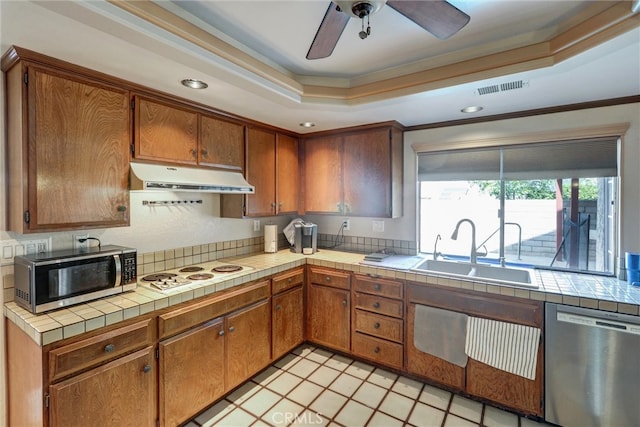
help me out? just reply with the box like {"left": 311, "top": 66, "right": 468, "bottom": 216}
{"left": 121, "top": 251, "right": 137, "bottom": 284}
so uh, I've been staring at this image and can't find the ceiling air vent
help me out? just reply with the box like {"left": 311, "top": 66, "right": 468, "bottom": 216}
{"left": 476, "top": 80, "right": 529, "bottom": 96}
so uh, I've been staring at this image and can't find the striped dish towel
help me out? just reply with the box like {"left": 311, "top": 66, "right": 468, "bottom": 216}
{"left": 464, "top": 317, "right": 540, "bottom": 380}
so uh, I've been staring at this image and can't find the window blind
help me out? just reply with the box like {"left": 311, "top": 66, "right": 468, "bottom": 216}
{"left": 417, "top": 137, "right": 618, "bottom": 181}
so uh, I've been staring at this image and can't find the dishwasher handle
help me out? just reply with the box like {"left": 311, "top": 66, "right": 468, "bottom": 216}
{"left": 557, "top": 311, "right": 640, "bottom": 336}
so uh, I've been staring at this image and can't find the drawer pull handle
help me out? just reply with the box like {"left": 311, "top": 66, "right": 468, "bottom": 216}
{"left": 288, "top": 278, "right": 293, "bottom": 283}
{"left": 325, "top": 276, "right": 331, "bottom": 282}
{"left": 374, "top": 322, "right": 380, "bottom": 329}
{"left": 104, "top": 344, "right": 115, "bottom": 353}
{"left": 373, "top": 302, "right": 380, "bottom": 309}
{"left": 229, "top": 326, "right": 235, "bottom": 333}
{"left": 374, "top": 347, "right": 380, "bottom": 354}
{"left": 218, "top": 330, "right": 225, "bottom": 336}
{"left": 143, "top": 364, "right": 152, "bottom": 374}
{"left": 374, "top": 284, "right": 381, "bottom": 291}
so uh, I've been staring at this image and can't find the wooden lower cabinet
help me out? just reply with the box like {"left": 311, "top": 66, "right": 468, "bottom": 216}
{"left": 159, "top": 319, "right": 225, "bottom": 427}
{"left": 226, "top": 300, "right": 272, "bottom": 390}
{"left": 307, "top": 283, "right": 350, "bottom": 352}
{"left": 406, "top": 302, "right": 465, "bottom": 391}
{"left": 406, "top": 283, "right": 544, "bottom": 417}
{"left": 273, "top": 286, "right": 304, "bottom": 359}
{"left": 49, "top": 346, "right": 156, "bottom": 427}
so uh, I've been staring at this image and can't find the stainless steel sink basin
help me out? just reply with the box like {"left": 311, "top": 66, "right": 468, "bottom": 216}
{"left": 410, "top": 259, "right": 538, "bottom": 288}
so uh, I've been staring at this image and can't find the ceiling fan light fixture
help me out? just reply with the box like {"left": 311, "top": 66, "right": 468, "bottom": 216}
{"left": 181, "top": 78, "right": 208, "bottom": 89}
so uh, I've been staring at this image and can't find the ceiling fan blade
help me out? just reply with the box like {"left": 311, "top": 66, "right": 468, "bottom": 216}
{"left": 306, "top": 2, "right": 350, "bottom": 60}
{"left": 387, "top": 0, "right": 470, "bottom": 40}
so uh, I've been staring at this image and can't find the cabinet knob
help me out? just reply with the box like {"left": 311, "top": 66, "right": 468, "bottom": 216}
{"left": 218, "top": 330, "right": 225, "bottom": 336}
{"left": 374, "top": 322, "right": 380, "bottom": 329}
{"left": 142, "top": 364, "right": 152, "bottom": 374}
{"left": 342, "top": 299, "right": 347, "bottom": 306}
{"left": 373, "top": 302, "right": 380, "bottom": 309}
{"left": 116, "top": 205, "right": 127, "bottom": 212}
{"left": 325, "top": 276, "right": 331, "bottom": 282}
{"left": 374, "top": 284, "right": 381, "bottom": 291}
{"left": 201, "top": 149, "right": 208, "bottom": 158}
{"left": 275, "top": 304, "right": 281, "bottom": 311}
{"left": 287, "top": 278, "right": 293, "bottom": 283}
{"left": 229, "top": 326, "right": 235, "bottom": 333}
{"left": 104, "top": 344, "right": 115, "bottom": 353}
{"left": 374, "top": 347, "right": 380, "bottom": 354}
{"left": 190, "top": 148, "right": 197, "bottom": 158}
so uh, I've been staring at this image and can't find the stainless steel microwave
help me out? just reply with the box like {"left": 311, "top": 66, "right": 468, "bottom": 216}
{"left": 14, "top": 245, "right": 137, "bottom": 314}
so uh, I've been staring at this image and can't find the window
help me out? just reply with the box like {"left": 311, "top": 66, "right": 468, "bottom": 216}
{"left": 418, "top": 137, "right": 618, "bottom": 274}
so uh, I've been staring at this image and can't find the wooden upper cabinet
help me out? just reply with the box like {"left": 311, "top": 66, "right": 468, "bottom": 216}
{"left": 245, "top": 127, "right": 277, "bottom": 216}
{"left": 303, "top": 124, "right": 403, "bottom": 218}
{"left": 199, "top": 114, "right": 245, "bottom": 170}
{"left": 133, "top": 96, "right": 198, "bottom": 165}
{"left": 303, "top": 135, "right": 343, "bottom": 214}
{"left": 222, "top": 129, "right": 300, "bottom": 218}
{"left": 3, "top": 60, "right": 131, "bottom": 232}
{"left": 343, "top": 128, "right": 392, "bottom": 217}
{"left": 276, "top": 133, "right": 300, "bottom": 215}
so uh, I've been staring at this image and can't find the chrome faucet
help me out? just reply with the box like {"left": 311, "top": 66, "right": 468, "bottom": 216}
{"left": 433, "top": 234, "right": 442, "bottom": 260}
{"left": 451, "top": 219, "right": 477, "bottom": 263}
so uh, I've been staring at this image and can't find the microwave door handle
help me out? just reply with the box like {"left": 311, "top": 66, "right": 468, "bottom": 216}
{"left": 113, "top": 255, "right": 122, "bottom": 287}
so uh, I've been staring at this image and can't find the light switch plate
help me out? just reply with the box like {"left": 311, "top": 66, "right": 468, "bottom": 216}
{"left": 253, "top": 220, "right": 261, "bottom": 232}
{"left": 372, "top": 220, "right": 385, "bottom": 232}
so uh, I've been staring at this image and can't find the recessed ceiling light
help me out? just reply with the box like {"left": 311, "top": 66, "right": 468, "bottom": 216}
{"left": 299, "top": 122, "right": 316, "bottom": 128}
{"left": 461, "top": 105, "right": 483, "bottom": 113}
{"left": 181, "top": 79, "right": 208, "bottom": 89}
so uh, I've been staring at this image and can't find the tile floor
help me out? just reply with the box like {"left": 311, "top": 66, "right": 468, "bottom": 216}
{"left": 185, "top": 344, "right": 553, "bottom": 427}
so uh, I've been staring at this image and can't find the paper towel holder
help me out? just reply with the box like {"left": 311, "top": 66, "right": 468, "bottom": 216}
{"left": 264, "top": 224, "right": 278, "bottom": 253}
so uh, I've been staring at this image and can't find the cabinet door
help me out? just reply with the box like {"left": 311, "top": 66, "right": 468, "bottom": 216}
{"left": 245, "top": 127, "right": 276, "bottom": 216}
{"left": 273, "top": 286, "right": 304, "bottom": 358}
{"left": 49, "top": 347, "right": 156, "bottom": 427}
{"left": 159, "top": 319, "right": 225, "bottom": 427}
{"left": 466, "top": 358, "right": 543, "bottom": 416}
{"left": 226, "top": 299, "right": 271, "bottom": 389}
{"left": 199, "top": 114, "right": 244, "bottom": 170}
{"left": 26, "top": 67, "right": 130, "bottom": 231}
{"left": 303, "top": 135, "right": 343, "bottom": 214}
{"left": 307, "top": 284, "right": 350, "bottom": 352}
{"left": 406, "top": 303, "right": 465, "bottom": 391}
{"left": 276, "top": 133, "right": 299, "bottom": 215}
{"left": 343, "top": 128, "right": 391, "bottom": 217}
{"left": 134, "top": 96, "right": 198, "bottom": 165}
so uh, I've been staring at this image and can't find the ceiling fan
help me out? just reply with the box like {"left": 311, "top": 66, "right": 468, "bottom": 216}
{"left": 306, "top": 0, "right": 470, "bottom": 60}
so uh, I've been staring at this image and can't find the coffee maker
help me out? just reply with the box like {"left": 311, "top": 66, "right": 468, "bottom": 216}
{"left": 294, "top": 222, "right": 317, "bottom": 255}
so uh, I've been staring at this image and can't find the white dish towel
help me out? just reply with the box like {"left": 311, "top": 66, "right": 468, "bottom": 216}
{"left": 414, "top": 304, "right": 469, "bottom": 367}
{"left": 465, "top": 316, "right": 541, "bottom": 380}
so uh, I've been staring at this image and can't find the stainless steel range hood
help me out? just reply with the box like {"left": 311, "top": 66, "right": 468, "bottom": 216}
{"left": 130, "top": 162, "right": 254, "bottom": 194}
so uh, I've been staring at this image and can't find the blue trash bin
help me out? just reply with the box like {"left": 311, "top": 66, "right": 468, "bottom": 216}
{"left": 626, "top": 252, "right": 640, "bottom": 286}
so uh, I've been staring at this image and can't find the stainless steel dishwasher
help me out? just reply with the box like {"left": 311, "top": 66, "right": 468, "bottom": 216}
{"left": 545, "top": 303, "right": 640, "bottom": 426}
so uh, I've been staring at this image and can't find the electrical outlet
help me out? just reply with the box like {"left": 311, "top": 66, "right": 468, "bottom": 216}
{"left": 372, "top": 220, "right": 385, "bottom": 232}
{"left": 253, "top": 220, "right": 261, "bottom": 232}
{"left": 342, "top": 219, "right": 350, "bottom": 231}
{"left": 73, "top": 234, "right": 88, "bottom": 249}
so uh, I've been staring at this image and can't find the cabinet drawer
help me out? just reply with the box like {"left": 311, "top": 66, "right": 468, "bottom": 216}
{"left": 272, "top": 268, "right": 304, "bottom": 294}
{"left": 308, "top": 267, "right": 350, "bottom": 290}
{"left": 159, "top": 280, "right": 270, "bottom": 339}
{"left": 354, "top": 275, "right": 403, "bottom": 299}
{"left": 49, "top": 318, "right": 154, "bottom": 382}
{"left": 354, "top": 293, "right": 403, "bottom": 318}
{"left": 354, "top": 310, "right": 403, "bottom": 343}
{"left": 352, "top": 332, "right": 403, "bottom": 370}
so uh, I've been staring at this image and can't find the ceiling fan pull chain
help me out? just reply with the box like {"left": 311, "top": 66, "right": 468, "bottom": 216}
{"left": 367, "top": 15, "right": 371, "bottom": 36}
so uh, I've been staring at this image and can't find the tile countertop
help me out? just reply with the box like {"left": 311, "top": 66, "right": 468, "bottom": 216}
{"left": 4, "top": 250, "right": 640, "bottom": 347}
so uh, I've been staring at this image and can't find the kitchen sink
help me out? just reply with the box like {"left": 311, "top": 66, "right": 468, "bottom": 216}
{"left": 410, "top": 259, "right": 538, "bottom": 288}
